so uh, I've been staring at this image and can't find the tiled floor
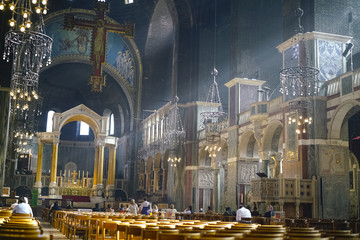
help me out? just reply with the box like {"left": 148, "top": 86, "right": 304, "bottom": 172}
{"left": 41, "top": 220, "right": 68, "bottom": 240}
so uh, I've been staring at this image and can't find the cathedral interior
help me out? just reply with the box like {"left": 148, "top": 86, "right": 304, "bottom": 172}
{"left": 0, "top": 0, "right": 360, "bottom": 220}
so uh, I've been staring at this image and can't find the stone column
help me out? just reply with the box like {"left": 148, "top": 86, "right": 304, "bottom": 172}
{"left": 153, "top": 168, "right": 159, "bottom": 193}
{"left": 213, "top": 167, "right": 220, "bottom": 213}
{"left": 92, "top": 145, "right": 99, "bottom": 195}
{"left": 49, "top": 139, "right": 59, "bottom": 196}
{"left": 106, "top": 144, "right": 116, "bottom": 201}
{"left": 96, "top": 142, "right": 105, "bottom": 197}
{"left": 34, "top": 139, "right": 43, "bottom": 196}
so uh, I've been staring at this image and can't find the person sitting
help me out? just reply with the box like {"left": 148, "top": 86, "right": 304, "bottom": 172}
{"left": 199, "top": 208, "right": 204, "bottom": 213}
{"left": 252, "top": 205, "right": 260, "bottom": 217}
{"left": 119, "top": 204, "right": 126, "bottom": 212}
{"left": 127, "top": 199, "right": 139, "bottom": 214}
{"left": 152, "top": 204, "right": 159, "bottom": 213}
{"left": 140, "top": 198, "right": 151, "bottom": 215}
{"left": 169, "top": 204, "right": 177, "bottom": 219}
{"left": 106, "top": 204, "right": 114, "bottom": 212}
{"left": 264, "top": 205, "right": 274, "bottom": 218}
{"left": 93, "top": 203, "right": 101, "bottom": 212}
{"left": 224, "top": 206, "right": 235, "bottom": 216}
{"left": 184, "top": 206, "right": 193, "bottom": 214}
{"left": 13, "top": 196, "right": 33, "bottom": 217}
{"left": 236, "top": 204, "right": 251, "bottom": 223}
{"left": 205, "top": 206, "right": 213, "bottom": 214}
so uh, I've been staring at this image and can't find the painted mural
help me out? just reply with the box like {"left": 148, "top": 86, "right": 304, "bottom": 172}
{"left": 106, "top": 32, "right": 135, "bottom": 86}
{"left": 45, "top": 18, "right": 92, "bottom": 57}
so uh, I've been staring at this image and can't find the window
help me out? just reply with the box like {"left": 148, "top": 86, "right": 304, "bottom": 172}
{"left": 125, "top": 0, "right": 134, "bottom": 4}
{"left": 46, "top": 110, "right": 55, "bottom": 132}
{"left": 79, "top": 121, "right": 90, "bottom": 135}
{"left": 109, "top": 113, "right": 115, "bottom": 135}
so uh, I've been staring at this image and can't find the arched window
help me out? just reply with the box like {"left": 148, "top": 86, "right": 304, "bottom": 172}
{"left": 79, "top": 121, "right": 90, "bottom": 135}
{"left": 46, "top": 110, "right": 55, "bottom": 132}
{"left": 109, "top": 113, "right": 115, "bottom": 135}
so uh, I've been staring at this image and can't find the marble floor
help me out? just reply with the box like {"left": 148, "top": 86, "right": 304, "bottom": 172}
{"left": 41, "top": 220, "right": 68, "bottom": 240}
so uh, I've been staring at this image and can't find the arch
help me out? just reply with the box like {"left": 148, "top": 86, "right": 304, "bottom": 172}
{"left": 146, "top": 157, "right": 153, "bottom": 173}
{"left": 154, "top": 153, "right": 162, "bottom": 169}
{"left": 115, "top": 190, "right": 128, "bottom": 202}
{"left": 262, "top": 120, "right": 283, "bottom": 154}
{"left": 53, "top": 104, "right": 109, "bottom": 140}
{"left": 239, "top": 130, "right": 258, "bottom": 158}
{"left": 64, "top": 162, "right": 77, "bottom": 173}
{"left": 329, "top": 100, "right": 360, "bottom": 140}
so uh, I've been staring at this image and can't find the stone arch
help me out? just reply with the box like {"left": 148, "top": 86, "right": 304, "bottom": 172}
{"left": 262, "top": 120, "right": 283, "bottom": 154}
{"left": 329, "top": 100, "right": 360, "bottom": 140}
{"left": 239, "top": 130, "right": 259, "bottom": 158}
{"left": 53, "top": 104, "right": 109, "bottom": 139}
{"left": 64, "top": 162, "right": 77, "bottom": 173}
{"left": 154, "top": 153, "right": 162, "bottom": 169}
{"left": 146, "top": 157, "right": 153, "bottom": 173}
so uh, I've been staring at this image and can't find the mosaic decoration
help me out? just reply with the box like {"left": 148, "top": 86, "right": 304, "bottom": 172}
{"left": 284, "top": 43, "right": 299, "bottom": 68}
{"left": 318, "top": 40, "right": 343, "bottom": 81}
{"left": 107, "top": 32, "right": 135, "bottom": 86}
{"left": 46, "top": 18, "right": 92, "bottom": 57}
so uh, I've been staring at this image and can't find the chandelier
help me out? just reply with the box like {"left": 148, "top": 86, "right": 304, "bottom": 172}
{"left": 164, "top": 96, "right": 185, "bottom": 166}
{"left": 2, "top": 0, "right": 52, "bottom": 155}
{"left": 200, "top": 0, "right": 227, "bottom": 158}
{"left": 164, "top": 96, "right": 185, "bottom": 149}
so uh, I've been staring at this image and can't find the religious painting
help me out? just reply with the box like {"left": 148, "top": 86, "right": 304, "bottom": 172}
{"left": 106, "top": 32, "right": 135, "bottom": 86}
{"left": 138, "top": 174, "right": 145, "bottom": 190}
{"left": 318, "top": 40, "right": 343, "bottom": 81}
{"left": 1, "top": 187, "right": 10, "bottom": 197}
{"left": 45, "top": 17, "right": 92, "bottom": 58}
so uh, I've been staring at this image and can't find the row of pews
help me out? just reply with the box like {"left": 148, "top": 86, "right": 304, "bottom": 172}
{"left": 49, "top": 209, "right": 360, "bottom": 240}
{"left": 0, "top": 208, "right": 51, "bottom": 239}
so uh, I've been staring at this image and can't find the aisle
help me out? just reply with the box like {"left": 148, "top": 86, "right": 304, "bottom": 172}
{"left": 40, "top": 220, "right": 68, "bottom": 240}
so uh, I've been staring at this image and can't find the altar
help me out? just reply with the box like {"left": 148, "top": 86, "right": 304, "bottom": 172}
{"left": 58, "top": 170, "right": 92, "bottom": 197}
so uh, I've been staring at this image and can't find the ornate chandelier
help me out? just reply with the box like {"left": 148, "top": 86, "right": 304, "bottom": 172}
{"left": 200, "top": 70, "right": 227, "bottom": 158}
{"left": 200, "top": 0, "right": 226, "bottom": 158}
{"left": 164, "top": 96, "right": 185, "bottom": 167}
{"left": 2, "top": 0, "right": 52, "bottom": 155}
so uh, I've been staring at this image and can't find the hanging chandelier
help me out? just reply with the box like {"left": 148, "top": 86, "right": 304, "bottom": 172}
{"left": 200, "top": 0, "right": 226, "bottom": 158}
{"left": 2, "top": 0, "right": 52, "bottom": 155}
{"left": 164, "top": 96, "right": 185, "bottom": 149}
{"left": 163, "top": 96, "right": 185, "bottom": 166}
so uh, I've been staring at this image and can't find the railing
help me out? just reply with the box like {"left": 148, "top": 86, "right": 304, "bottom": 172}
{"left": 251, "top": 177, "right": 315, "bottom": 203}
{"left": 325, "top": 68, "right": 360, "bottom": 96}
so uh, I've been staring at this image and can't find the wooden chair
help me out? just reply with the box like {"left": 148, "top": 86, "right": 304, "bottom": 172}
{"left": 158, "top": 232, "right": 201, "bottom": 240}
{"left": 101, "top": 221, "right": 121, "bottom": 240}
{"left": 0, "top": 234, "right": 50, "bottom": 239}
{"left": 201, "top": 232, "right": 244, "bottom": 239}
{"left": 68, "top": 214, "right": 91, "bottom": 240}
{"left": 127, "top": 224, "right": 146, "bottom": 240}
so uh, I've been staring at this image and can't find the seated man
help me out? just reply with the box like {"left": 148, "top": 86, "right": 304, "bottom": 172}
{"left": 13, "top": 196, "right": 33, "bottom": 217}
{"left": 236, "top": 204, "right": 251, "bottom": 223}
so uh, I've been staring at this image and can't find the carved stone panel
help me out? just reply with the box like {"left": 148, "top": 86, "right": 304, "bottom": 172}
{"left": 237, "top": 162, "right": 259, "bottom": 184}
{"left": 322, "top": 176, "right": 349, "bottom": 219}
{"left": 198, "top": 170, "right": 214, "bottom": 189}
{"left": 319, "top": 146, "right": 347, "bottom": 175}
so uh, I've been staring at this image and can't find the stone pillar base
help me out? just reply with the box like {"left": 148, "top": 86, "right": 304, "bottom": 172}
{"left": 49, "top": 182, "right": 57, "bottom": 196}
{"left": 92, "top": 184, "right": 103, "bottom": 197}
{"left": 34, "top": 181, "right": 42, "bottom": 196}
{"left": 105, "top": 184, "right": 115, "bottom": 201}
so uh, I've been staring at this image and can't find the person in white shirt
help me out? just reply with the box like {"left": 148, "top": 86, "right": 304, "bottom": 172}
{"left": 127, "top": 199, "right": 139, "bottom": 214}
{"left": 13, "top": 197, "right": 33, "bottom": 217}
{"left": 140, "top": 198, "right": 151, "bottom": 215}
{"left": 236, "top": 205, "right": 251, "bottom": 222}
{"left": 169, "top": 204, "right": 177, "bottom": 219}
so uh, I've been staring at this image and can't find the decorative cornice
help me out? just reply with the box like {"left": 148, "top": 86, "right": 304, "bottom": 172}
{"left": 225, "top": 78, "right": 265, "bottom": 88}
{"left": 277, "top": 31, "right": 352, "bottom": 53}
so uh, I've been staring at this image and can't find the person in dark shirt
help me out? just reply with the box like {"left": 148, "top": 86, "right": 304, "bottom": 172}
{"left": 264, "top": 204, "right": 274, "bottom": 218}
{"left": 93, "top": 203, "right": 101, "bottom": 212}
{"left": 252, "top": 205, "right": 260, "bottom": 217}
{"left": 224, "top": 206, "right": 235, "bottom": 216}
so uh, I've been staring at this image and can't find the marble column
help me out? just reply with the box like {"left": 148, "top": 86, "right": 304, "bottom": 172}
{"left": 213, "top": 168, "right": 220, "bottom": 213}
{"left": 96, "top": 142, "right": 105, "bottom": 197}
{"left": 153, "top": 168, "right": 159, "bottom": 193}
{"left": 0, "top": 89, "right": 10, "bottom": 195}
{"left": 106, "top": 144, "right": 116, "bottom": 201}
{"left": 92, "top": 145, "right": 99, "bottom": 195}
{"left": 49, "top": 140, "right": 59, "bottom": 196}
{"left": 34, "top": 139, "right": 43, "bottom": 196}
